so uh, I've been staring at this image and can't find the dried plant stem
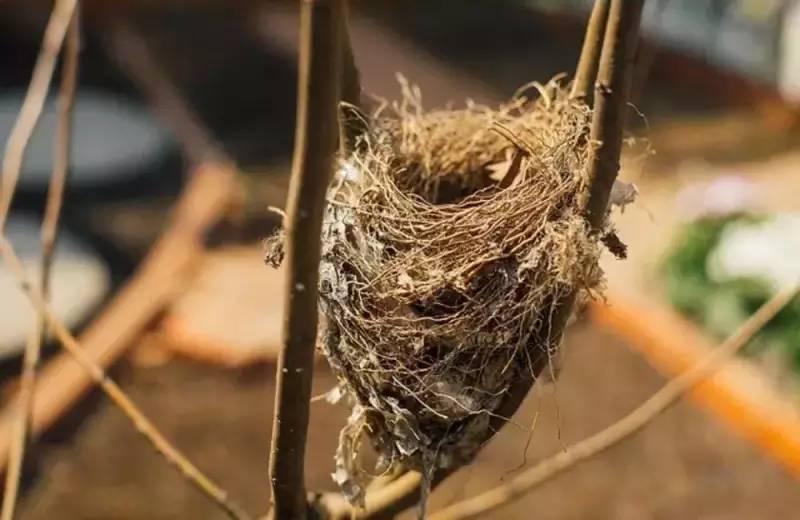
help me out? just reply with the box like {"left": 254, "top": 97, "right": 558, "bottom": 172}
{"left": 570, "top": 0, "right": 610, "bottom": 102}
{"left": 581, "top": 0, "right": 644, "bottom": 229}
{"left": 0, "top": 7, "right": 80, "bottom": 520}
{"left": 338, "top": 0, "right": 365, "bottom": 153}
{"left": 324, "top": 2, "right": 644, "bottom": 518}
{"left": 0, "top": 238, "right": 252, "bottom": 520}
{"left": 268, "top": 1, "right": 343, "bottom": 518}
{"left": 430, "top": 283, "right": 800, "bottom": 520}
{"left": 0, "top": 0, "right": 78, "bottom": 232}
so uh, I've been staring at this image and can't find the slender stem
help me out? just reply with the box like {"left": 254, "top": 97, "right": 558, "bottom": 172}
{"left": 1, "top": 4, "right": 79, "bottom": 520}
{"left": 570, "top": 0, "right": 610, "bottom": 102}
{"left": 430, "top": 283, "right": 800, "bottom": 520}
{"left": 581, "top": 0, "right": 644, "bottom": 229}
{"left": 338, "top": 0, "right": 365, "bottom": 153}
{"left": 0, "top": 0, "right": 78, "bottom": 233}
{"left": 268, "top": 1, "right": 343, "bottom": 518}
{"left": 0, "top": 238, "right": 252, "bottom": 520}
{"left": 328, "top": 1, "right": 645, "bottom": 517}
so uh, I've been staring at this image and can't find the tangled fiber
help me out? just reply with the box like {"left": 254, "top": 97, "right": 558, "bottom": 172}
{"left": 312, "top": 77, "right": 621, "bottom": 503}
{"left": 266, "top": 77, "right": 623, "bottom": 504}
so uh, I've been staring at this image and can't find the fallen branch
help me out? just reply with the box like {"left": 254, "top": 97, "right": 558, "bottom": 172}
{"left": 429, "top": 283, "right": 800, "bottom": 520}
{"left": 267, "top": 0, "right": 343, "bottom": 518}
{"left": 1, "top": 5, "right": 80, "bottom": 520}
{"left": 0, "top": 238, "right": 252, "bottom": 520}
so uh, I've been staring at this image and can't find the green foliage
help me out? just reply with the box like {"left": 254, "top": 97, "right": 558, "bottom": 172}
{"left": 662, "top": 214, "right": 800, "bottom": 371}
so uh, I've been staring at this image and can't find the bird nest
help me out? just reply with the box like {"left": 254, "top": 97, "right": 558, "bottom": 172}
{"left": 311, "top": 78, "right": 615, "bottom": 503}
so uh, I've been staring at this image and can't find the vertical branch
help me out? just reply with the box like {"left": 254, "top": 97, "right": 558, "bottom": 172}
{"left": 338, "top": 0, "right": 365, "bottom": 153}
{"left": 0, "top": 0, "right": 78, "bottom": 232}
{"left": 570, "top": 0, "right": 610, "bottom": 102}
{"left": 1, "top": 4, "right": 79, "bottom": 520}
{"left": 268, "top": 1, "right": 343, "bottom": 518}
{"left": 581, "top": 0, "right": 644, "bottom": 229}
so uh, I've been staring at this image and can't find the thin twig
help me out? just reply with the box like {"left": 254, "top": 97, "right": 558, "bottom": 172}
{"left": 570, "top": 0, "right": 610, "bottom": 102}
{"left": 430, "top": 283, "right": 800, "bottom": 520}
{"left": 581, "top": 0, "right": 644, "bottom": 229}
{"left": 325, "top": 2, "right": 645, "bottom": 517}
{"left": 0, "top": 0, "right": 78, "bottom": 233}
{"left": 338, "top": 0, "right": 366, "bottom": 154}
{"left": 0, "top": 238, "right": 253, "bottom": 520}
{"left": 267, "top": 1, "right": 343, "bottom": 518}
{"left": 1, "top": 6, "right": 80, "bottom": 520}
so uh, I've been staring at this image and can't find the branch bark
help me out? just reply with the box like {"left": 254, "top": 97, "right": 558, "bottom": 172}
{"left": 268, "top": 1, "right": 343, "bottom": 518}
{"left": 1, "top": 6, "right": 80, "bottom": 520}
{"left": 429, "top": 283, "right": 800, "bottom": 520}
{"left": 337, "top": 0, "right": 365, "bottom": 153}
{"left": 0, "top": 0, "right": 78, "bottom": 232}
{"left": 581, "top": 0, "right": 644, "bottom": 229}
{"left": 570, "top": 0, "right": 610, "bottom": 102}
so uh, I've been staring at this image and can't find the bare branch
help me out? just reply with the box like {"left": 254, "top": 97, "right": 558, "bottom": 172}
{"left": 338, "top": 0, "right": 366, "bottom": 154}
{"left": 581, "top": 0, "right": 644, "bottom": 229}
{"left": 268, "top": 1, "right": 343, "bottom": 518}
{"left": 570, "top": 0, "right": 610, "bottom": 102}
{"left": 430, "top": 283, "right": 800, "bottom": 520}
{"left": 0, "top": 0, "right": 78, "bottom": 232}
{"left": 0, "top": 238, "right": 253, "bottom": 520}
{"left": 1, "top": 6, "right": 80, "bottom": 520}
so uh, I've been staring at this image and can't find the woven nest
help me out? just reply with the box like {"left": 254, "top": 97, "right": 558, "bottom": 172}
{"left": 310, "top": 77, "right": 622, "bottom": 503}
{"left": 266, "top": 78, "right": 624, "bottom": 503}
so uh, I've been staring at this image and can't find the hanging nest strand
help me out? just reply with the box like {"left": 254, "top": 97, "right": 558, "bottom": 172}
{"left": 267, "top": 77, "right": 625, "bottom": 504}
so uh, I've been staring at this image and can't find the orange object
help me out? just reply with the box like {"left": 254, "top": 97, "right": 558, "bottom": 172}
{"left": 590, "top": 297, "right": 800, "bottom": 476}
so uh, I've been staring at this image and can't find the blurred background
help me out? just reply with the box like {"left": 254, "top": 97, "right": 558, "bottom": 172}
{"left": 1, "top": 1, "right": 800, "bottom": 518}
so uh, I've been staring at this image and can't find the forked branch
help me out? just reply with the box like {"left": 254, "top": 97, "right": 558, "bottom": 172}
{"left": 267, "top": 1, "right": 344, "bottom": 518}
{"left": 571, "top": 0, "right": 610, "bottom": 102}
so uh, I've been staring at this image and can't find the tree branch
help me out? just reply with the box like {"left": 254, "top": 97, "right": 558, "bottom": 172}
{"left": 0, "top": 0, "right": 78, "bottom": 232}
{"left": 1, "top": 5, "right": 80, "bottom": 520}
{"left": 268, "top": 1, "right": 343, "bottom": 518}
{"left": 430, "top": 283, "right": 800, "bottom": 520}
{"left": 338, "top": 0, "right": 366, "bottom": 153}
{"left": 570, "top": 0, "right": 610, "bottom": 102}
{"left": 581, "top": 0, "right": 644, "bottom": 229}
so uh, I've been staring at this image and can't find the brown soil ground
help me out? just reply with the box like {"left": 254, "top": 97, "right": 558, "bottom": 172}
{"left": 17, "top": 323, "right": 800, "bottom": 520}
